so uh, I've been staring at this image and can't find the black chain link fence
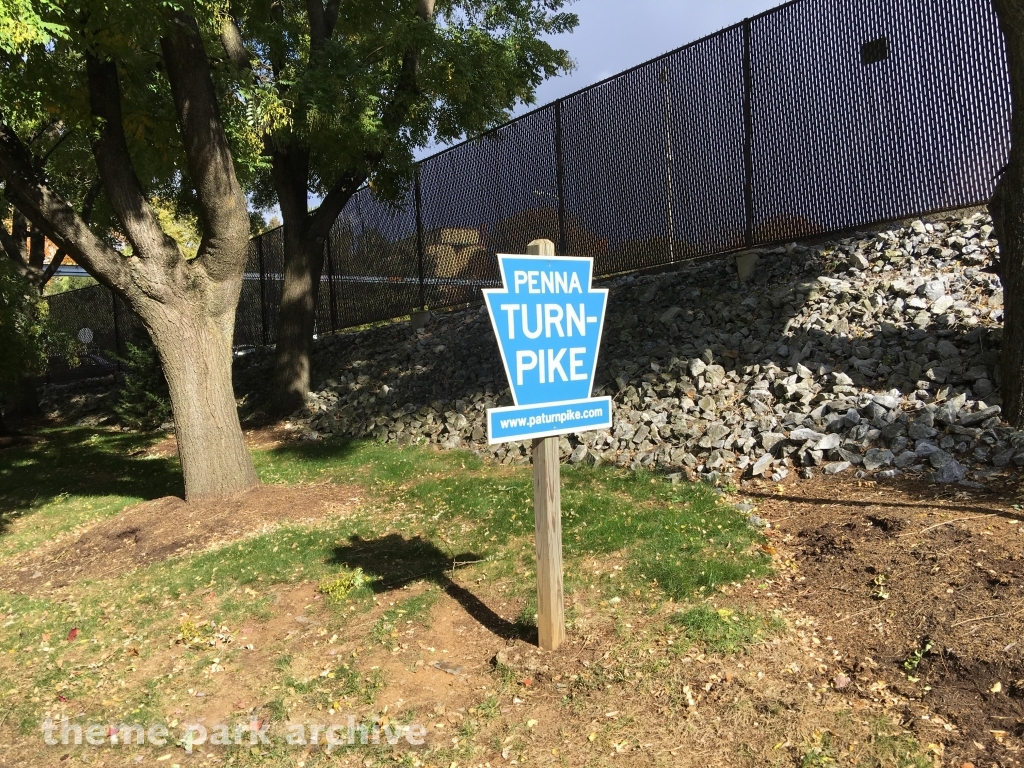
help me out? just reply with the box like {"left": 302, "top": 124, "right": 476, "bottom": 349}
{"left": 45, "top": 0, "right": 1012, "bottom": 369}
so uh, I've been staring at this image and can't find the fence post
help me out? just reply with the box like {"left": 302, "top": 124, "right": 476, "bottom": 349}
{"left": 742, "top": 18, "right": 755, "bottom": 249}
{"left": 110, "top": 289, "right": 121, "bottom": 370}
{"left": 415, "top": 166, "right": 426, "bottom": 310}
{"left": 554, "top": 100, "right": 568, "bottom": 257}
{"left": 257, "top": 235, "right": 269, "bottom": 347}
{"left": 325, "top": 235, "right": 338, "bottom": 334}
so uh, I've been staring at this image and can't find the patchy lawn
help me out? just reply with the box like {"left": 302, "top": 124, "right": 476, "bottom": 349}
{"left": 3, "top": 427, "right": 1009, "bottom": 766}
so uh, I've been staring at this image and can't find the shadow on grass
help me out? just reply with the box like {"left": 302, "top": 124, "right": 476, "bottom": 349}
{"left": 331, "top": 533, "right": 536, "bottom": 644}
{"left": 0, "top": 427, "right": 183, "bottom": 532}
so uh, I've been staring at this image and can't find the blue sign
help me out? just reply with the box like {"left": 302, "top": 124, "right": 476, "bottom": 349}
{"left": 483, "top": 254, "right": 612, "bottom": 444}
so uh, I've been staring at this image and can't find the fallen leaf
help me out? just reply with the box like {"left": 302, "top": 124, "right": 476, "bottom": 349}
{"left": 66, "top": 628, "right": 78, "bottom": 642}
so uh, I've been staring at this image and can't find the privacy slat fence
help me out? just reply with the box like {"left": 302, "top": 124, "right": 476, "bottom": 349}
{"left": 45, "top": 0, "right": 1012, "bottom": 368}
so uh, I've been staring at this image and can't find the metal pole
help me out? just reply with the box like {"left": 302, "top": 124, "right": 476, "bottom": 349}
{"left": 554, "top": 100, "right": 568, "bottom": 257}
{"left": 110, "top": 289, "right": 121, "bottom": 370}
{"left": 325, "top": 235, "right": 338, "bottom": 334}
{"left": 742, "top": 18, "right": 755, "bottom": 249}
{"left": 659, "top": 68, "right": 675, "bottom": 263}
{"left": 257, "top": 235, "right": 269, "bottom": 347}
{"left": 414, "top": 166, "right": 426, "bottom": 310}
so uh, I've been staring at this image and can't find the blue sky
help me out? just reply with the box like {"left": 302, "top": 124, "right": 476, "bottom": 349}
{"left": 415, "top": 0, "right": 786, "bottom": 159}
{"left": 515, "top": 0, "right": 787, "bottom": 113}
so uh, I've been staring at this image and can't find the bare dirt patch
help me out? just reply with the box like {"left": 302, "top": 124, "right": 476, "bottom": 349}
{"left": 745, "top": 472, "right": 1024, "bottom": 766}
{"left": 0, "top": 483, "right": 358, "bottom": 596}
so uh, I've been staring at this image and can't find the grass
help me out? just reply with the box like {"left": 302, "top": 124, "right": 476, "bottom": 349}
{"left": 0, "top": 426, "right": 938, "bottom": 767}
{"left": 670, "top": 604, "right": 785, "bottom": 653}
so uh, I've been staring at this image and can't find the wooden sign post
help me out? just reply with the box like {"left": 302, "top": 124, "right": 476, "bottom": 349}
{"left": 526, "top": 238, "right": 566, "bottom": 651}
{"left": 482, "top": 237, "right": 611, "bottom": 653}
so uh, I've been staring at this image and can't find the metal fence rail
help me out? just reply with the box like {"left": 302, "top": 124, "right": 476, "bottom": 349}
{"left": 46, "top": 0, "right": 1012, "bottom": 362}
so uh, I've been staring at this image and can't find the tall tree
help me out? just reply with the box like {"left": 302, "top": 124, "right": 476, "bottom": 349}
{"left": 0, "top": 1, "right": 261, "bottom": 498}
{"left": 0, "top": 256, "right": 45, "bottom": 427}
{"left": 991, "top": 0, "right": 1024, "bottom": 428}
{"left": 224, "top": 0, "right": 576, "bottom": 414}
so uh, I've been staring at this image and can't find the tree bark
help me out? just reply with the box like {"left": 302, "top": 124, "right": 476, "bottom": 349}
{"left": 148, "top": 300, "right": 258, "bottom": 498}
{"left": 271, "top": 221, "right": 325, "bottom": 415}
{"left": 991, "top": 0, "right": 1024, "bottom": 428}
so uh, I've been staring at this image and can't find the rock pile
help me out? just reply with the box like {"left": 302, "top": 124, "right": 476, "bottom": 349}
{"left": 237, "top": 208, "right": 1018, "bottom": 485}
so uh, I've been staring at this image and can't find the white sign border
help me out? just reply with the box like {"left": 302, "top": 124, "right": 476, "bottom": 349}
{"left": 486, "top": 396, "right": 613, "bottom": 445}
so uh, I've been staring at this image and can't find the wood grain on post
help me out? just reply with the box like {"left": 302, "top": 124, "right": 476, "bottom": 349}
{"left": 526, "top": 238, "right": 565, "bottom": 651}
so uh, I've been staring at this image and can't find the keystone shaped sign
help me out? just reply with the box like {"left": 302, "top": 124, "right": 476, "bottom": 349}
{"left": 483, "top": 254, "right": 612, "bottom": 444}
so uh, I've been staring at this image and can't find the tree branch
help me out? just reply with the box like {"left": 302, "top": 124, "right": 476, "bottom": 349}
{"left": 0, "top": 120, "right": 128, "bottom": 290}
{"left": 33, "top": 180, "right": 101, "bottom": 289}
{"left": 36, "top": 128, "right": 70, "bottom": 167}
{"left": 307, "top": 0, "right": 328, "bottom": 50}
{"left": 304, "top": 167, "right": 366, "bottom": 245}
{"left": 38, "top": 247, "right": 66, "bottom": 285}
{"left": 0, "top": 222, "right": 32, "bottom": 279}
{"left": 161, "top": 10, "right": 250, "bottom": 281}
{"left": 324, "top": 0, "right": 341, "bottom": 38}
{"left": 380, "top": 0, "right": 435, "bottom": 135}
{"left": 220, "top": 13, "right": 253, "bottom": 73}
{"left": 86, "top": 52, "right": 175, "bottom": 261}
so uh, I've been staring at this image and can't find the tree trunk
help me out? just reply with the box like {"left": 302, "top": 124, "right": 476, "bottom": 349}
{"left": 2, "top": 376, "right": 41, "bottom": 419}
{"left": 271, "top": 225, "right": 324, "bottom": 415}
{"left": 991, "top": 0, "right": 1024, "bottom": 428}
{"left": 149, "top": 301, "right": 259, "bottom": 498}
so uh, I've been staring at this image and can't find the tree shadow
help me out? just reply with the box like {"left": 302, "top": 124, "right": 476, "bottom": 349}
{"left": 329, "top": 533, "right": 536, "bottom": 644}
{"left": 0, "top": 427, "right": 184, "bottom": 534}
{"left": 264, "top": 434, "right": 363, "bottom": 466}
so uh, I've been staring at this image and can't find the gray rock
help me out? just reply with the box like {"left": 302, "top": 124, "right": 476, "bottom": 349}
{"left": 816, "top": 433, "right": 843, "bottom": 452}
{"left": 930, "top": 460, "right": 967, "bottom": 484}
{"left": 789, "top": 427, "right": 823, "bottom": 442}
{"left": 705, "top": 365, "right": 727, "bottom": 387}
{"left": 894, "top": 451, "right": 919, "bottom": 469}
{"left": 751, "top": 452, "right": 774, "bottom": 477}
{"left": 927, "top": 449, "right": 957, "bottom": 468}
{"left": 920, "top": 279, "right": 946, "bottom": 301}
{"left": 863, "top": 448, "right": 895, "bottom": 471}
{"left": 936, "top": 340, "right": 960, "bottom": 359}
{"left": 660, "top": 306, "right": 683, "bottom": 324}
{"left": 848, "top": 252, "right": 870, "bottom": 271}
{"left": 973, "top": 379, "right": 995, "bottom": 399}
{"left": 876, "top": 469, "right": 903, "bottom": 480}
{"left": 873, "top": 395, "right": 901, "bottom": 410}
{"left": 568, "top": 445, "right": 589, "bottom": 464}
{"left": 958, "top": 405, "right": 1001, "bottom": 427}
{"left": 823, "top": 461, "right": 851, "bottom": 475}
{"left": 908, "top": 421, "right": 938, "bottom": 440}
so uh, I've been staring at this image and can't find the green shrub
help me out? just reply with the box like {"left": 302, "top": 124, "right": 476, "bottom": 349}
{"left": 115, "top": 342, "right": 172, "bottom": 430}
